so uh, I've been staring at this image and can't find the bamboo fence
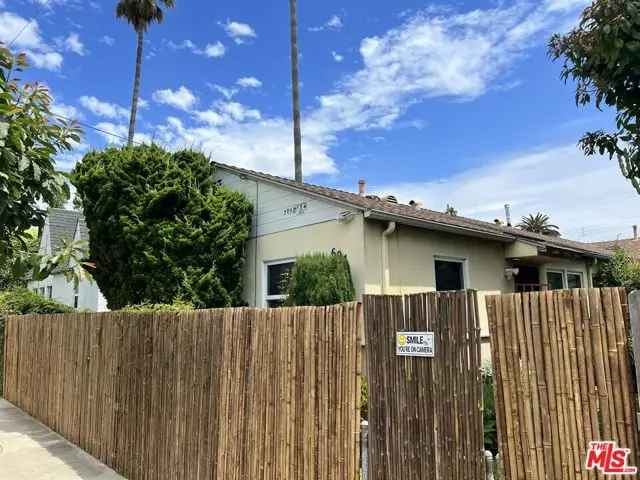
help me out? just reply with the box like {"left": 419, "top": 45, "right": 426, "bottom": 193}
{"left": 486, "top": 288, "right": 639, "bottom": 480}
{"left": 2, "top": 304, "right": 362, "bottom": 480}
{"left": 364, "top": 291, "right": 485, "bottom": 480}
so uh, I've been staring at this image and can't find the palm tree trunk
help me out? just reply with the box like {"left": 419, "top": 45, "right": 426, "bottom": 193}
{"left": 127, "top": 28, "right": 144, "bottom": 147}
{"left": 289, "top": 0, "right": 303, "bottom": 182}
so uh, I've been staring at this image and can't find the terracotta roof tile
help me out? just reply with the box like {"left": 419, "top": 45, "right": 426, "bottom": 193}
{"left": 590, "top": 238, "right": 640, "bottom": 260}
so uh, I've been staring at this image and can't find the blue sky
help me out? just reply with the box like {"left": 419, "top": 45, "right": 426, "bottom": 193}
{"left": 2, "top": 0, "right": 639, "bottom": 241}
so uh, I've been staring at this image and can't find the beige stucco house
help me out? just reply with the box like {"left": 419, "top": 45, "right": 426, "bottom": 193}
{"left": 214, "top": 163, "right": 610, "bottom": 359}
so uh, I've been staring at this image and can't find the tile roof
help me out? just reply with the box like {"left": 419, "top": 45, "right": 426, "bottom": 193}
{"left": 590, "top": 238, "right": 640, "bottom": 260}
{"left": 214, "top": 162, "right": 611, "bottom": 259}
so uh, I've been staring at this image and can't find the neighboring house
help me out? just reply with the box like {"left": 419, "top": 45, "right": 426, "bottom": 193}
{"left": 213, "top": 163, "right": 610, "bottom": 359}
{"left": 590, "top": 226, "right": 640, "bottom": 261}
{"left": 27, "top": 208, "right": 108, "bottom": 312}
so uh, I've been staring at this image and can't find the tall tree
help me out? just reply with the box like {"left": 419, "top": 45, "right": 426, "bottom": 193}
{"left": 116, "top": 0, "right": 175, "bottom": 146}
{"left": 72, "top": 145, "right": 253, "bottom": 309}
{"left": 517, "top": 213, "right": 561, "bottom": 237}
{"left": 549, "top": 0, "right": 640, "bottom": 193}
{"left": 289, "top": 0, "right": 303, "bottom": 182}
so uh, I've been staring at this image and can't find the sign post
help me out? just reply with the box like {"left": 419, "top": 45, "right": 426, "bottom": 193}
{"left": 396, "top": 332, "right": 435, "bottom": 357}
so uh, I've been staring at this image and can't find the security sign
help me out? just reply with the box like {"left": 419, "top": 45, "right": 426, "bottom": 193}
{"left": 396, "top": 332, "right": 435, "bottom": 357}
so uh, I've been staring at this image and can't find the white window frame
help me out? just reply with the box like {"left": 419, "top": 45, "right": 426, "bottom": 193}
{"left": 433, "top": 255, "right": 468, "bottom": 291}
{"left": 263, "top": 258, "right": 296, "bottom": 307}
{"left": 566, "top": 271, "right": 583, "bottom": 289}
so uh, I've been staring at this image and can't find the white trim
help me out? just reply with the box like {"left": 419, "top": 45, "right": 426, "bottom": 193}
{"left": 433, "top": 255, "right": 468, "bottom": 290}
{"left": 566, "top": 271, "right": 584, "bottom": 288}
{"left": 263, "top": 258, "right": 296, "bottom": 307}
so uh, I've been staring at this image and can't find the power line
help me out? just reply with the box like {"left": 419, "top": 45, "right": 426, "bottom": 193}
{"left": 8, "top": 20, "right": 32, "bottom": 47}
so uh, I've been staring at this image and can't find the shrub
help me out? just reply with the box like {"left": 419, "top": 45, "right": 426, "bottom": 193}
{"left": 360, "top": 376, "right": 368, "bottom": 420}
{"left": 482, "top": 366, "right": 498, "bottom": 454}
{"left": 120, "top": 301, "right": 195, "bottom": 313}
{"left": 284, "top": 251, "right": 356, "bottom": 306}
{"left": 595, "top": 247, "right": 640, "bottom": 290}
{"left": 0, "top": 288, "right": 73, "bottom": 395}
{"left": 72, "top": 145, "right": 253, "bottom": 310}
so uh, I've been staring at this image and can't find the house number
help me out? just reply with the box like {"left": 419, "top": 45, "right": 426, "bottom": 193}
{"left": 283, "top": 202, "right": 308, "bottom": 217}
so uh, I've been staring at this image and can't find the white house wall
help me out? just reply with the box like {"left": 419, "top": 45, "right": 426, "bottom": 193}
{"left": 215, "top": 170, "right": 348, "bottom": 238}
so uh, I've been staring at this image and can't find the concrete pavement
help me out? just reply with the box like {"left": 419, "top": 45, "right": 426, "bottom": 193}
{"left": 0, "top": 399, "right": 124, "bottom": 479}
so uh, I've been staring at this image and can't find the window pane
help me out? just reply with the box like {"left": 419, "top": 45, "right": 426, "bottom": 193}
{"left": 567, "top": 273, "right": 582, "bottom": 289}
{"left": 74, "top": 296, "right": 79, "bottom": 309}
{"left": 435, "top": 260, "right": 464, "bottom": 291}
{"left": 47, "top": 286, "right": 52, "bottom": 299}
{"left": 267, "top": 262, "right": 294, "bottom": 296}
{"left": 547, "top": 271, "right": 564, "bottom": 290}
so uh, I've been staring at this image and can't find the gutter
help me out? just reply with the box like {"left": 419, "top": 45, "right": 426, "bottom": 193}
{"left": 381, "top": 222, "right": 396, "bottom": 294}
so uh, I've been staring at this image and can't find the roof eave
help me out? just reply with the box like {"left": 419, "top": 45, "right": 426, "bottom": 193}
{"left": 364, "top": 209, "right": 516, "bottom": 243}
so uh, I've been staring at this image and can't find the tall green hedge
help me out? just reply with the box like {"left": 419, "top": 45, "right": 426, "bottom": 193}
{"left": 0, "top": 288, "right": 73, "bottom": 395}
{"left": 284, "top": 251, "right": 355, "bottom": 306}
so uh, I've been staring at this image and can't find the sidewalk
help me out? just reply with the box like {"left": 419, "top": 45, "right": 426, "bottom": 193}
{"left": 0, "top": 399, "right": 124, "bottom": 479}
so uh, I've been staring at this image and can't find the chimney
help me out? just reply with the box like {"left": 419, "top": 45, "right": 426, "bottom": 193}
{"left": 634, "top": 225, "right": 638, "bottom": 240}
{"left": 358, "top": 179, "right": 366, "bottom": 196}
{"left": 504, "top": 204, "right": 512, "bottom": 227}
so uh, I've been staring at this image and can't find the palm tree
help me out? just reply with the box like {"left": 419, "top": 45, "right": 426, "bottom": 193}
{"left": 445, "top": 204, "right": 458, "bottom": 216}
{"left": 289, "top": 0, "right": 303, "bottom": 182}
{"left": 117, "top": 0, "right": 175, "bottom": 146}
{"left": 517, "top": 213, "right": 561, "bottom": 237}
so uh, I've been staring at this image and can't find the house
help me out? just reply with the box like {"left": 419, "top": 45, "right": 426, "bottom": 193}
{"left": 590, "top": 226, "right": 640, "bottom": 261}
{"left": 27, "top": 208, "right": 108, "bottom": 312}
{"left": 213, "top": 162, "right": 610, "bottom": 359}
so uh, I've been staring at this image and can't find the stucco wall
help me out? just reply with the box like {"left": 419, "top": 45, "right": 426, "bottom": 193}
{"left": 242, "top": 214, "right": 366, "bottom": 307}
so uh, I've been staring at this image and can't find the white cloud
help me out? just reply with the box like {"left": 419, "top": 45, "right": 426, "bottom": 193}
{"left": 204, "top": 41, "right": 226, "bottom": 58}
{"left": 209, "top": 83, "right": 238, "bottom": 100}
{"left": 370, "top": 144, "right": 640, "bottom": 242}
{"left": 0, "top": 12, "right": 65, "bottom": 71}
{"left": 309, "top": 14, "right": 344, "bottom": 32}
{"left": 331, "top": 51, "right": 344, "bottom": 62}
{"left": 95, "top": 122, "right": 151, "bottom": 145}
{"left": 237, "top": 77, "right": 262, "bottom": 88}
{"left": 167, "top": 39, "right": 226, "bottom": 58}
{"left": 61, "top": 32, "right": 85, "bottom": 55}
{"left": 152, "top": 86, "right": 198, "bottom": 111}
{"left": 51, "top": 101, "right": 83, "bottom": 120}
{"left": 79, "top": 96, "right": 129, "bottom": 120}
{"left": 221, "top": 20, "right": 256, "bottom": 44}
{"left": 100, "top": 35, "right": 115, "bottom": 46}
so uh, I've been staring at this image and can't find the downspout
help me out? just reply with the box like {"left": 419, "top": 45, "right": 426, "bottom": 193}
{"left": 381, "top": 222, "right": 396, "bottom": 294}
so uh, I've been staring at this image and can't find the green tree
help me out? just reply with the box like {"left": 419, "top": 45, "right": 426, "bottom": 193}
{"left": 445, "top": 204, "right": 458, "bottom": 216}
{"left": 289, "top": 0, "right": 303, "bottom": 182}
{"left": 0, "top": 46, "right": 80, "bottom": 262}
{"left": 117, "top": 0, "right": 175, "bottom": 146}
{"left": 517, "top": 213, "right": 561, "bottom": 237}
{"left": 549, "top": 0, "right": 640, "bottom": 193}
{"left": 284, "top": 251, "right": 356, "bottom": 306}
{"left": 72, "top": 145, "right": 253, "bottom": 310}
{"left": 594, "top": 246, "right": 640, "bottom": 290}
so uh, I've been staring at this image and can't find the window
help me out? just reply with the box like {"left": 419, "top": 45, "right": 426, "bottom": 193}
{"left": 33, "top": 288, "right": 38, "bottom": 294}
{"left": 435, "top": 259, "right": 465, "bottom": 291}
{"left": 46, "top": 286, "right": 52, "bottom": 299}
{"left": 74, "top": 283, "right": 79, "bottom": 309}
{"left": 39, "top": 287, "right": 45, "bottom": 296}
{"left": 265, "top": 260, "right": 295, "bottom": 308}
{"left": 546, "top": 271, "right": 564, "bottom": 290}
{"left": 567, "top": 272, "right": 583, "bottom": 289}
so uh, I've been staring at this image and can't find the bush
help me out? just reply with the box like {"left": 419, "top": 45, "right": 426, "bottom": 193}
{"left": 120, "top": 301, "right": 195, "bottom": 313}
{"left": 72, "top": 145, "right": 253, "bottom": 310}
{"left": 482, "top": 366, "right": 498, "bottom": 454}
{"left": 595, "top": 247, "right": 640, "bottom": 290}
{"left": 0, "top": 288, "right": 73, "bottom": 395}
{"left": 284, "top": 251, "right": 356, "bottom": 306}
{"left": 360, "top": 377, "right": 368, "bottom": 420}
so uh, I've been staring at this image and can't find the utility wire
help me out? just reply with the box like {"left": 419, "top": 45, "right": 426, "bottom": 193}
{"left": 8, "top": 20, "right": 32, "bottom": 47}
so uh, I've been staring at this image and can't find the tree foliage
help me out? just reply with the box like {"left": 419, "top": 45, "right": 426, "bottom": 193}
{"left": 72, "top": 145, "right": 253, "bottom": 310}
{"left": 549, "top": 0, "right": 640, "bottom": 193}
{"left": 284, "top": 251, "right": 356, "bottom": 306}
{"left": 0, "top": 45, "right": 80, "bottom": 261}
{"left": 594, "top": 246, "right": 640, "bottom": 289}
{"left": 445, "top": 204, "right": 458, "bottom": 216}
{"left": 517, "top": 213, "right": 561, "bottom": 237}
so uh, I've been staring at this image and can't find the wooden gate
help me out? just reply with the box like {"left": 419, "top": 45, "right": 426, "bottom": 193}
{"left": 486, "top": 288, "right": 639, "bottom": 479}
{"left": 364, "top": 291, "right": 485, "bottom": 480}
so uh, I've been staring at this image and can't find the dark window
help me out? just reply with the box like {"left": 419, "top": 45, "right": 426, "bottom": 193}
{"left": 46, "top": 286, "right": 52, "bottom": 299}
{"left": 547, "top": 271, "right": 564, "bottom": 290}
{"left": 267, "top": 299, "right": 285, "bottom": 308}
{"left": 74, "top": 295, "right": 79, "bottom": 309}
{"left": 39, "top": 287, "right": 45, "bottom": 296}
{"left": 567, "top": 273, "right": 582, "bottom": 289}
{"left": 267, "top": 262, "right": 294, "bottom": 296}
{"left": 435, "top": 260, "right": 464, "bottom": 291}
